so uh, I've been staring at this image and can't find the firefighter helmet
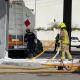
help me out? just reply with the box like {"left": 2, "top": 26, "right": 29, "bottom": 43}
{"left": 58, "top": 22, "right": 66, "bottom": 28}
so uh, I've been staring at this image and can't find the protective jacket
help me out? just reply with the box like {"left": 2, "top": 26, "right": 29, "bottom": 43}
{"left": 60, "top": 29, "right": 69, "bottom": 44}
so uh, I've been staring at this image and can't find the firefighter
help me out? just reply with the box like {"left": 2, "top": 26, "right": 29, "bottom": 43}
{"left": 24, "top": 29, "right": 36, "bottom": 58}
{"left": 58, "top": 22, "right": 72, "bottom": 60}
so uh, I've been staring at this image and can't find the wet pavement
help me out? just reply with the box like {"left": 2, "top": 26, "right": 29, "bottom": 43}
{"left": 0, "top": 73, "right": 80, "bottom": 80}
{"left": 0, "top": 47, "right": 79, "bottom": 80}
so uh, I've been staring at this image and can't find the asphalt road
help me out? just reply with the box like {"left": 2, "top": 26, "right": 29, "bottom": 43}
{"left": 71, "top": 47, "right": 80, "bottom": 52}
{"left": 0, "top": 73, "right": 80, "bottom": 80}
{"left": 39, "top": 47, "right": 80, "bottom": 59}
{"left": 0, "top": 47, "right": 79, "bottom": 80}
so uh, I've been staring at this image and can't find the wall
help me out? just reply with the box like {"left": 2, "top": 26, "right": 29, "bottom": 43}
{"left": 0, "top": 0, "right": 6, "bottom": 58}
{"left": 72, "top": 0, "right": 80, "bottom": 27}
{"left": 24, "top": 0, "right": 63, "bottom": 28}
{"left": 36, "top": 30, "right": 59, "bottom": 41}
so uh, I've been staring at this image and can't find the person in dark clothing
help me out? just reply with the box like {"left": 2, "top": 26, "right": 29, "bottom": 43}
{"left": 53, "top": 33, "right": 60, "bottom": 54}
{"left": 24, "top": 29, "right": 36, "bottom": 58}
{"left": 35, "top": 39, "right": 43, "bottom": 54}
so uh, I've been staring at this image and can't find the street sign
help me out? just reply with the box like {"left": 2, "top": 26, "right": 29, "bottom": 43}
{"left": 24, "top": 19, "right": 30, "bottom": 27}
